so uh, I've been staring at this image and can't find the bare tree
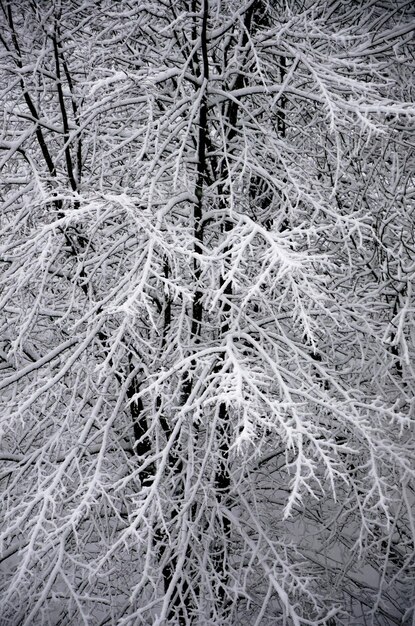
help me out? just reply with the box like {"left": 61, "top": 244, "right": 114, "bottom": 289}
{"left": 1, "top": 1, "right": 414, "bottom": 624}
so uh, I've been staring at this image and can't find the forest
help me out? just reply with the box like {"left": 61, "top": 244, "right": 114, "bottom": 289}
{"left": 0, "top": 0, "right": 414, "bottom": 624}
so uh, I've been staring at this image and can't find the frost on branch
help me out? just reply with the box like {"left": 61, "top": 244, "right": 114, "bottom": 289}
{"left": 0, "top": 1, "right": 415, "bottom": 625}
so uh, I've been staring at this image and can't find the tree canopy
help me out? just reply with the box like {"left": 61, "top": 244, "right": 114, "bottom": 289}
{"left": 1, "top": 1, "right": 415, "bottom": 624}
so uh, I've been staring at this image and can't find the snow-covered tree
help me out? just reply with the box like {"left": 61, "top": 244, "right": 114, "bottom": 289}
{"left": 1, "top": 1, "right": 414, "bottom": 624}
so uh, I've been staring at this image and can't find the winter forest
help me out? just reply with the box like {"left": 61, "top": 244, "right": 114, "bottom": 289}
{"left": 1, "top": 0, "right": 415, "bottom": 624}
